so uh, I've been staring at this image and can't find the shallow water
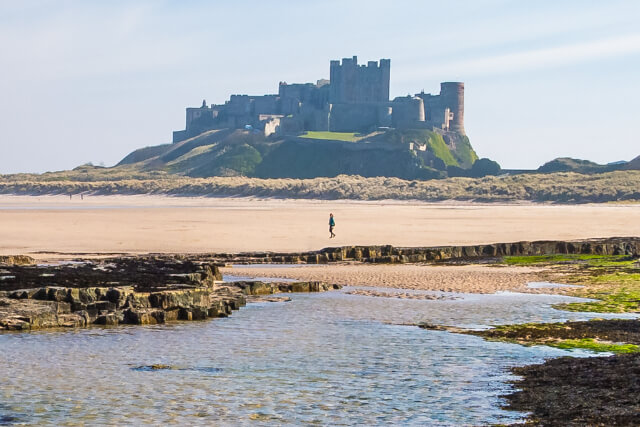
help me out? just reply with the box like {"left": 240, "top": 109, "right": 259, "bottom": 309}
{"left": 223, "top": 274, "right": 298, "bottom": 283}
{"left": 0, "top": 286, "right": 633, "bottom": 425}
{"left": 527, "top": 281, "right": 583, "bottom": 289}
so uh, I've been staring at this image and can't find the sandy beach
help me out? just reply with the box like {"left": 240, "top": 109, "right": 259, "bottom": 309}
{"left": 1, "top": 195, "right": 639, "bottom": 256}
{"left": 224, "top": 264, "right": 544, "bottom": 293}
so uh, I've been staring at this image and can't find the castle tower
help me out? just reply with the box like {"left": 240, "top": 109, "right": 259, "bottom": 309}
{"left": 379, "top": 59, "right": 390, "bottom": 102}
{"left": 329, "top": 56, "right": 390, "bottom": 104}
{"left": 391, "top": 96, "right": 425, "bottom": 129}
{"left": 439, "top": 82, "right": 465, "bottom": 135}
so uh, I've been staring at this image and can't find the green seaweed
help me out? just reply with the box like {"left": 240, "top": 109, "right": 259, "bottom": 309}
{"left": 490, "top": 322, "right": 567, "bottom": 332}
{"left": 473, "top": 323, "right": 640, "bottom": 354}
{"left": 554, "top": 272, "right": 640, "bottom": 313}
{"left": 555, "top": 287, "right": 640, "bottom": 313}
{"left": 548, "top": 338, "right": 639, "bottom": 354}
{"left": 590, "top": 272, "right": 640, "bottom": 283}
{"left": 503, "top": 254, "right": 635, "bottom": 266}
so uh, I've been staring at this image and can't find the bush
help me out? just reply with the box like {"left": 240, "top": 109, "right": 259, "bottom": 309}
{"left": 470, "top": 158, "right": 501, "bottom": 177}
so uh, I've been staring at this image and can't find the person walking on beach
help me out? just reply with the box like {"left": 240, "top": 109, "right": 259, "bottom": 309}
{"left": 329, "top": 213, "right": 336, "bottom": 238}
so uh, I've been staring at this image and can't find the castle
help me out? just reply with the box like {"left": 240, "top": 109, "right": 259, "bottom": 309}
{"left": 172, "top": 56, "right": 465, "bottom": 143}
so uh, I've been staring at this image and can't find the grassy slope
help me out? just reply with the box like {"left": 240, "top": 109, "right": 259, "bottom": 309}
{"left": 425, "top": 132, "right": 458, "bottom": 167}
{"left": 116, "top": 128, "right": 476, "bottom": 181}
{"left": 452, "top": 135, "right": 478, "bottom": 168}
{"left": 380, "top": 129, "right": 476, "bottom": 168}
{"left": 117, "top": 144, "right": 172, "bottom": 166}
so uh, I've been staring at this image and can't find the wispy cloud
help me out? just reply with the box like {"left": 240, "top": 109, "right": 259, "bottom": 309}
{"left": 401, "top": 33, "right": 640, "bottom": 79}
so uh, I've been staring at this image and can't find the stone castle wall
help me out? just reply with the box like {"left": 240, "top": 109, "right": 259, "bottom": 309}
{"left": 173, "top": 57, "right": 465, "bottom": 142}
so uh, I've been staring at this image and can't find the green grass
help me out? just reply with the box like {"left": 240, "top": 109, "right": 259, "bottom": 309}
{"left": 452, "top": 135, "right": 478, "bottom": 167}
{"left": 425, "top": 133, "right": 458, "bottom": 167}
{"left": 168, "top": 143, "right": 217, "bottom": 164}
{"left": 299, "top": 131, "right": 360, "bottom": 142}
{"left": 382, "top": 129, "right": 460, "bottom": 167}
{"left": 549, "top": 338, "right": 640, "bottom": 354}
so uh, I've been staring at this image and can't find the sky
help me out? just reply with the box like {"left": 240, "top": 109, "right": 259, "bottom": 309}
{"left": 1, "top": 0, "right": 639, "bottom": 173}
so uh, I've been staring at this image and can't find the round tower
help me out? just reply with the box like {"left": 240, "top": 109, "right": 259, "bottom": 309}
{"left": 391, "top": 96, "right": 425, "bottom": 129}
{"left": 440, "top": 82, "right": 465, "bottom": 134}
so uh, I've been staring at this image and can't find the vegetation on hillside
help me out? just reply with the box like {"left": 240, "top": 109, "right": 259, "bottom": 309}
{"left": 114, "top": 128, "right": 475, "bottom": 180}
{"left": 424, "top": 132, "right": 458, "bottom": 167}
{"left": 381, "top": 129, "right": 477, "bottom": 169}
{"left": 5, "top": 126, "right": 637, "bottom": 201}
{"left": 537, "top": 157, "right": 636, "bottom": 174}
{"left": 116, "top": 144, "right": 172, "bottom": 165}
{"left": 451, "top": 135, "right": 478, "bottom": 167}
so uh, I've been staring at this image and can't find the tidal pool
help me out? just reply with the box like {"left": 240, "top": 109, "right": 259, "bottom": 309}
{"left": 0, "top": 286, "right": 631, "bottom": 425}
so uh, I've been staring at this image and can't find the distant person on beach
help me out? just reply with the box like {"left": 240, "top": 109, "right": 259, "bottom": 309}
{"left": 329, "top": 213, "right": 336, "bottom": 238}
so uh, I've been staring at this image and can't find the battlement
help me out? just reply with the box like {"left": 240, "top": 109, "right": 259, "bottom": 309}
{"left": 330, "top": 56, "right": 390, "bottom": 70}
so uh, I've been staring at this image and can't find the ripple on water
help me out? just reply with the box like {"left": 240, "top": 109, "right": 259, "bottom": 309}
{"left": 527, "top": 281, "right": 584, "bottom": 289}
{"left": 0, "top": 285, "right": 628, "bottom": 425}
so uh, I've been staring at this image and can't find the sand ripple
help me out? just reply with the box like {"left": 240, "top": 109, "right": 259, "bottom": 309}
{"left": 224, "top": 264, "right": 543, "bottom": 294}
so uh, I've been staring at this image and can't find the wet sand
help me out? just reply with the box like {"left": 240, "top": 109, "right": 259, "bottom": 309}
{"left": 224, "top": 264, "right": 543, "bottom": 294}
{"left": 1, "top": 195, "right": 639, "bottom": 256}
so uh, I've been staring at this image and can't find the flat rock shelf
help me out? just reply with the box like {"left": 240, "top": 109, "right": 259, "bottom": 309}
{"left": 0, "top": 256, "right": 339, "bottom": 331}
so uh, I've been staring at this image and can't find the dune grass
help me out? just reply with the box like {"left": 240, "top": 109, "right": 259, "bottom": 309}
{"left": 1, "top": 169, "right": 640, "bottom": 203}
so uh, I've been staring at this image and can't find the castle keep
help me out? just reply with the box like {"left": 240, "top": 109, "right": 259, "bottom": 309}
{"left": 173, "top": 56, "right": 465, "bottom": 142}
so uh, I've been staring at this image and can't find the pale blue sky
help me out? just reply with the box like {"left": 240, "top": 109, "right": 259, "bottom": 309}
{"left": 1, "top": 0, "right": 639, "bottom": 173}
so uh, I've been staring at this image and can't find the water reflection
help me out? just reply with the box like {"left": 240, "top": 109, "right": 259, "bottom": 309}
{"left": 0, "top": 286, "right": 631, "bottom": 425}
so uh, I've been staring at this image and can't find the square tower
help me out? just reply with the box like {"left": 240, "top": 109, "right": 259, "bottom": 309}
{"left": 329, "top": 56, "right": 390, "bottom": 104}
